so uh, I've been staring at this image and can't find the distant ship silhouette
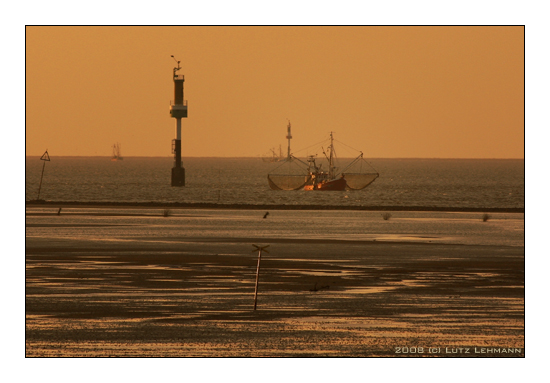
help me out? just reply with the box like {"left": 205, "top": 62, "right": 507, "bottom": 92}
{"left": 111, "top": 142, "right": 123, "bottom": 161}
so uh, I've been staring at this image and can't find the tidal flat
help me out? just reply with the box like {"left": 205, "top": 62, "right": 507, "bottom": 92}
{"left": 25, "top": 208, "right": 524, "bottom": 357}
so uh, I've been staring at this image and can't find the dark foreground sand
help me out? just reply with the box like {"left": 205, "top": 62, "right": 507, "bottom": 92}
{"left": 26, "top": 229, "right": 524, "bottom": 357}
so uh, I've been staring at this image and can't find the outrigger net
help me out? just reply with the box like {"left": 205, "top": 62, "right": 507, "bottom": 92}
{"left": 268, "top": 174, "right": 311, "bottom": 190}
{"left": 339, "top": 153, "right": 379, "bottom": 190}
{"left": 343, "top": 173, "right": 379, "bottom": 190}
{"left": 267, "top": 156, "right": 311, "bottom": 190}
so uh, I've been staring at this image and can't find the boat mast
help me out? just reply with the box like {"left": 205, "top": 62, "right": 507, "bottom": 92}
{"left": 286, "top": 121, "right": 292, "bottom": 159}
{"left": 112, "top": 142, "right": 121, "bottom": 158}
{"left": 329, "top": 132, "right": 334, "bottom": 179}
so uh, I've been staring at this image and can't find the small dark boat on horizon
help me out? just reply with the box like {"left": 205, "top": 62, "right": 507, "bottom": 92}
{"left": 111, "top": 142, "right": 123, "bottom": 161}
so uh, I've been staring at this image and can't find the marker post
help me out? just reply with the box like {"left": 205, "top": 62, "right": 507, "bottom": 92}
{"left": 252, "top": 244, "right": 269, "bottom": 310}
{"left": 37, "top": 150, "right": 50, "bottom": 201}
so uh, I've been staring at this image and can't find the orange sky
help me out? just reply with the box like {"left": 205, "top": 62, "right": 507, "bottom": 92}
{"left": 25, "top": 26, "right": 524, "bottom": 158}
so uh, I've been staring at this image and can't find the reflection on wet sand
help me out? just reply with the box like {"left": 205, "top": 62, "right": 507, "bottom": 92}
{"left": 26, "top": 208, "right": 524, "bottom": 357}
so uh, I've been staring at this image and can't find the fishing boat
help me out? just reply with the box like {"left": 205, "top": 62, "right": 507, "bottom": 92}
{"left": 267, "top": 129, "right": 379, "bottom": 191}
{"left": 261, "top": 145, "right": 284, "bottom": 162}
{"left": 111, "top": 142, "right": 123, "bottom": 161}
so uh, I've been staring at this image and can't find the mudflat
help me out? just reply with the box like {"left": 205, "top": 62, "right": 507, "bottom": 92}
{"left": 26, "top": 230, "right": 524, "bottom": 357}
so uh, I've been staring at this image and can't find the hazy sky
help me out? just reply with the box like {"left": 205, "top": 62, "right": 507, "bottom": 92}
{"left": 26, "top": 26, "right": 524, "bottom": 158}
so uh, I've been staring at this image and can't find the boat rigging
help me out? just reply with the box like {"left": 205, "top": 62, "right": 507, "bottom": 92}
{"left": 267, "top": 126, "right": 379, "bottom": 191}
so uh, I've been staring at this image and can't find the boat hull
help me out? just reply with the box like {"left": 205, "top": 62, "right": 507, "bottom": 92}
{"left": 304, "top": 177, "right": 347, "bottom": 191}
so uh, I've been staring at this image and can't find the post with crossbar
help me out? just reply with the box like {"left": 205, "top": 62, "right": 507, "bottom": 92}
{"left": 252, "top": 244, "right": 269, "bottom": 310}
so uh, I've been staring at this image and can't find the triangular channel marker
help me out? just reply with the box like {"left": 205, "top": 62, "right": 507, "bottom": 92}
{"left": 40, "top": 150, "right": 50, "bottom": 161}
{"left": 252, "top": 244, "right": 269, "bottom": 253}
{"left": 36, "top": 150, "right": 50, "bottom": 200}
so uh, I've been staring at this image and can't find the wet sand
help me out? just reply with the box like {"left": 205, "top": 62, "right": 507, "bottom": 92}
{"left": 25, "top": 217, "right": 524, "bottom": 357}
{"left": 26, "top": 199, "right": 524, "bottom": 213}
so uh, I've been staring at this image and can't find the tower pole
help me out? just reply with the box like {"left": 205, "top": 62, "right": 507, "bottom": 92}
{"left": 169, "top": 56, "right": 188, "bottom": 187}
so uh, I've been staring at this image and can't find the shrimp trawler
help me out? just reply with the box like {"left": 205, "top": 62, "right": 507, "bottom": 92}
{"left": 267, "top": 127, "right": 379, "bottom": 191}
{"left": 111, "top": 142, "right": 123, "bottom": 161}
{"left": 261, "top": 145, "right": 284, "bottom": 162}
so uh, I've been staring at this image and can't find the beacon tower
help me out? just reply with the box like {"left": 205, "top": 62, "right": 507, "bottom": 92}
{"left": 169, "top": 56, "right": 188, "bottom": 186}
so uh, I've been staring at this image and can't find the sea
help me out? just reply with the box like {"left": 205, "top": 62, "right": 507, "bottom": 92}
{"left": 25, "top": 157, "right": 524, "bottom": 210}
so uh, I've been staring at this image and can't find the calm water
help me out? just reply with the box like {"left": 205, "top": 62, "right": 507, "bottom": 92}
{"left": 25, "top": 157, "right": 524, "bottom": 209}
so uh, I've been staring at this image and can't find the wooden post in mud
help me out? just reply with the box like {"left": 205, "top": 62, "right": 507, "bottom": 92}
{"left": 252, "top": 245, "right": 269, "bottom": 310}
